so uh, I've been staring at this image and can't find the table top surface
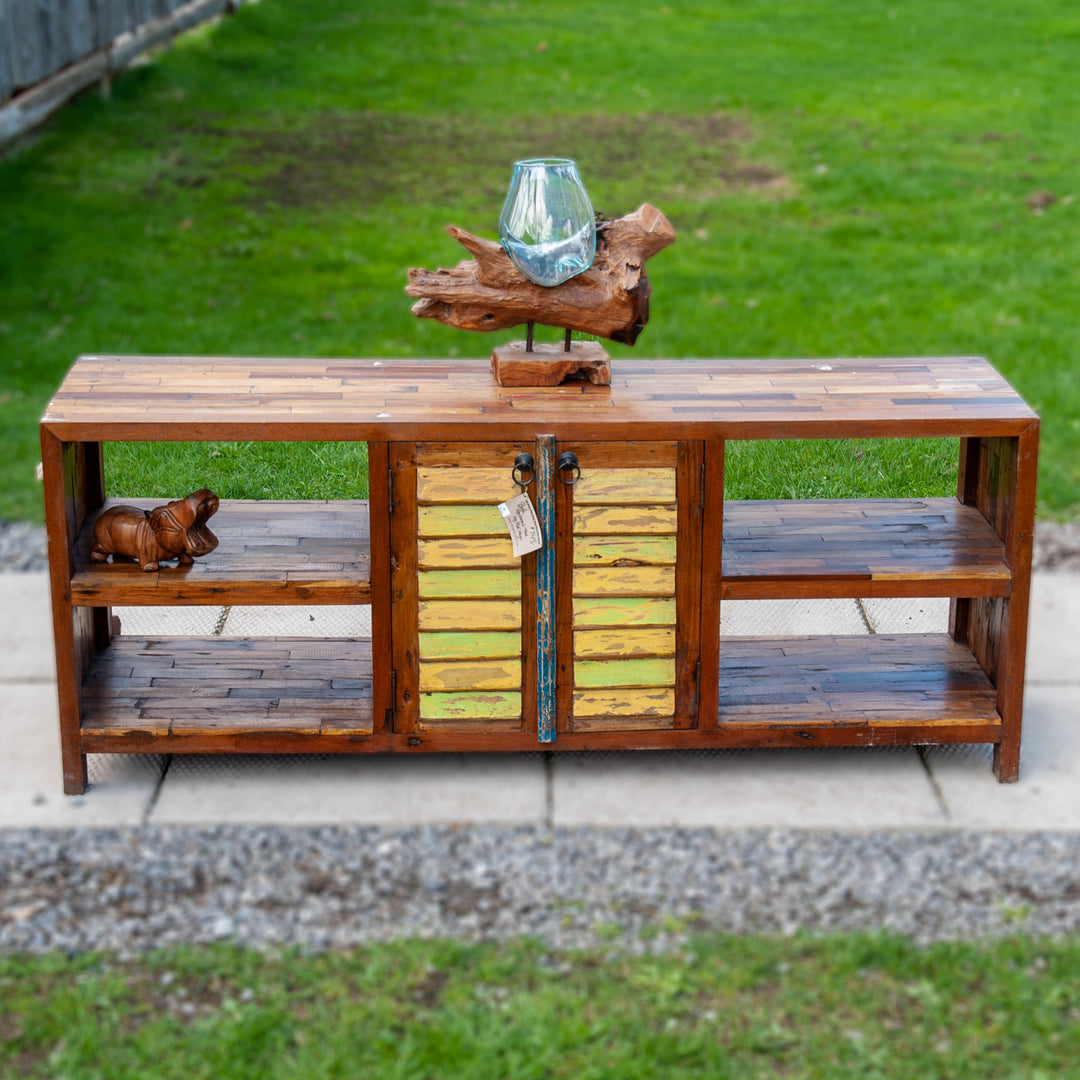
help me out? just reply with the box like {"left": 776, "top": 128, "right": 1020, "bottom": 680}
{"left": 41, "top": 354, "right": 1038, "bottom": 441}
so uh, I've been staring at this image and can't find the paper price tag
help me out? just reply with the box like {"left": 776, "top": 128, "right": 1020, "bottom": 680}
{"left": 497, "top": 492, "right": 544, "bottom": 557}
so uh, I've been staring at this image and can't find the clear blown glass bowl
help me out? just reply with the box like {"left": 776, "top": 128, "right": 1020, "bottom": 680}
{"left": 498, "top": 158, "right": 596, "bottom": 287}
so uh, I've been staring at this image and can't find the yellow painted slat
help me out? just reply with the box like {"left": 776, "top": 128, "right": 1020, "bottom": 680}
{"left": 419, "top": 631, "right": 523, "bottom": 660}
{"left": 418, "top": 536, "right": 517, "bottom": 568}
{"left": 419, "top": 659, "right": 521, "bottom": 692}
{"left": 573, "top": 565, "right": 676, "bottom": 597}
{"left": 417, "top": 468, "right": 520, "bottom": 505}
{"left": 574, "top": 535, "right": 677, "bottom": 566}
{"left": 573, "top": 596, "right": 677, "bottom": 627}
{"left": 575, "top": 656, "right": 675, "bottom": 689}
{"left": 418, "top": 504, "right": 508, "bottom": 538}
{"left": 573, "top": 468, "right": 675, "bottom": 505}
{"left": 418, "top": 569, "right": 521, "bottom": 599}
{"left": 572, "top": 687, "right": 675, "bottom": 718}
{"left": 420, "top": 691, "right": 522, "bottom": 720}
{"left": 418, "top": 599, "right": 522, "bottom": 631}
{"left": 574, "top": 626, "right": 676, "bottom": 658}
{"left": 574, "top": 505, "right": 676, "bottom": 536}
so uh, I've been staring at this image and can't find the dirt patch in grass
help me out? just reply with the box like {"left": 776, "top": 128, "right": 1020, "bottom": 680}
{"left": 188, "top": 111, "right": 789, "bottom": 213}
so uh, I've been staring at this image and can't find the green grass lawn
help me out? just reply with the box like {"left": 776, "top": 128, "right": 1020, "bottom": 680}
{"left": 2, "top": 0, "right": 1079, "bottom": 522}
{"left": 3, "top": 934, "right": 1080, "bottom": 1077}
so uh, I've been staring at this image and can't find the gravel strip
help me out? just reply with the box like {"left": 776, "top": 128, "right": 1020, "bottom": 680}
{"left": 3, "top": 825, "right": 1080, "bottom": 955}
{"left": 0, "top": 522, "right": 47, "bottom": 573}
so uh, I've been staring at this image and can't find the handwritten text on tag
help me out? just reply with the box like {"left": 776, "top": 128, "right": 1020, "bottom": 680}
{"left": 497, "top": 492, "right": 543, "bottom": 557}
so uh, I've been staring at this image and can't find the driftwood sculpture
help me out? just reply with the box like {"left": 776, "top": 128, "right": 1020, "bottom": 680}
{"left": 91, "top": 489, "right": 220, "bottom": 571}
{"left": 407, "top": 204, "right": 675, "bottom": 386}
{"left": 407, "top": 203, "right": 675, "bottom": 344}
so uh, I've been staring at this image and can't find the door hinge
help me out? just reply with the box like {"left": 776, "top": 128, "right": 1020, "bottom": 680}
{"left": 700, "top": 460, "right": 707, "bottom": 505}
{"left": 387, "top": 467, "right": 395, "bottom": 515}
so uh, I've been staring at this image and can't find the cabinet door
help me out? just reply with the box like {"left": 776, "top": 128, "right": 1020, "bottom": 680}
{"left": 390, "top": 440, "right": 703, "bottom": 740}
{"left": 390, "top": 442, "right": 536, "bottom": 735}
{"left": 558, "top": 442, "right": 702, "bottom": 733}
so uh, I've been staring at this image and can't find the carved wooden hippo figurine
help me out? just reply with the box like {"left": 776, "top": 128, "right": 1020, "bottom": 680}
{"left": 90, "top": 489, "right": 220, "bottom": 571}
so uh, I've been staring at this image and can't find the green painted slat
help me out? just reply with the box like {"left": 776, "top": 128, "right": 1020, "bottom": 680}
{"left": 418, "top": 504, "right": 508, "bottom": 537}
{"left": 419, "top": 691, "right": 522, "bottom": 721}
{"left": 418, "top": 569, "right": 521, "bottom": 599}
{"left": 572, "top": 596, "right": 677, "bottom": 627}
{"left": 419, "top": 631, "right": 523, "bottom": 660}
{"left": 574, "top": 656, "right": 675, "bottom": 689}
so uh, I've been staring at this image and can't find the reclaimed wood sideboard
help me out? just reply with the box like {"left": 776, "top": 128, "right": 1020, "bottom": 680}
{"left": 40, "top": 355, "right": 1039, "bottom": 794}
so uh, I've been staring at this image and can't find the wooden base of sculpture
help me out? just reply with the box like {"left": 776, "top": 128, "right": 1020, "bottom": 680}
{"left": 490, "top": 340, "right": 611, "bottom": 387}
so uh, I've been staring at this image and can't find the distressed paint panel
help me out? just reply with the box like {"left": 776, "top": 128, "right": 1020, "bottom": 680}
{"left": 418, "top": 504, "right": 508, "bottom": 538}
{"left": 536, "top": 434, "right": 556, "bottom": 743}
{"left": 574, "top": 535, "right": 677, "bottom": 566}
{"left": 418, "top": 569, "right": 521, "bottom": 599}
{"left": 572, "top": 687, "right": 675, "bottom": 718}
{"left": 574, "top": 657, "right": 675, "bottom": 689}
{"left": 573, "top": 565, "right": 676, "bottom": 597}
{"left": 418, "top": 536, "right": 517, "bottom": 568}
{"left": 419, "top": 631, "right": 523, "bottom": 660}
{"left": 574, "top": 626, "right": 676, "bottom": 658}
{"left": 573, "top": 468, "right": 676, "bottom": 505}
{"left": 574, "top": 505, "right": 676, "bottom": 535}
{"left": 573, "top": 596, "right": 677, "bottom": 627}
{"left": 419, "top": 659, "right": 521, "bottom": 692}
{"left": 418, "top": 599, "right": 522, "bottom": 631}
{"left": 417, "top": 468, "right": 520, "bottom": 505}
{"left": 420, "top": 690, "right": 522, "bottom": 720}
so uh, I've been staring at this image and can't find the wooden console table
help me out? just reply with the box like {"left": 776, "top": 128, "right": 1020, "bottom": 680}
{"left": 41, "top": 355, "right": 1038, "bottom": 794}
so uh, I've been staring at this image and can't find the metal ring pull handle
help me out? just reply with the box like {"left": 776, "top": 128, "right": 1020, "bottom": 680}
{"left": 512, "top": 452, "right": 535, "bottom": 488}
{"left": 557, "top": 450, "right": 580, "bottom": 486}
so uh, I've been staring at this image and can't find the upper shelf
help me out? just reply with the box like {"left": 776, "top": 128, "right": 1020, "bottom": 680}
{"left": 722, "top": 498, "right": 1010, "bottom": 599}
{"left": 41, "top": 355, "right": 1039, "bottom": 443}
{"left": 71, "top": 499, "right": 371, "bottom": 606}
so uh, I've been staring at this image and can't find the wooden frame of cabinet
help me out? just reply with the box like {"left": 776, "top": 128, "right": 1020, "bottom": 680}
{"left": 41, "top": 355, "right": 1038, "bottom": 794}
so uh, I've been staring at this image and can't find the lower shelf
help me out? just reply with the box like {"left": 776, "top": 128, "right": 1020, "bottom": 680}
{"left": 82, "top": 636, "right": 374, "bottom": 743}
{"left": 78, "top": 632, "right": 1000, "bottom": 753}
{"left": 716, "top": 633, "right": 1000, "bottom": 730}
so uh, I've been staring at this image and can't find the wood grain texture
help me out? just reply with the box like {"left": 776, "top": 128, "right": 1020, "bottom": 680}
{"left": 72, "top": 499, "right": 371, "bottom": 605}
{"left": 81, "top": 636, "right": 373, "bottom": 738}
{"left": 490, "top": 341, "right": 611, "bottom": 388}
{"left": 717, "top": 634, "right": 999, "bottom": 728}
{"left": 722, "top": 498, "right": 1011, "bottom": 600}
{"left": 367, "top": 442, "right": 393, "bottom": 735}
{"left": 41, "top": 355, "right": 1038, "bottom": 443}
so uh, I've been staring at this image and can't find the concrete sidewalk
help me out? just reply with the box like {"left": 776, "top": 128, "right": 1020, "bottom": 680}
{"left": 2, "top": 572, "right": 1078, "bottom": 833}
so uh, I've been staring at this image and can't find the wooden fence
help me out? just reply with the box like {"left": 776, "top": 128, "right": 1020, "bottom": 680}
{"left": 0, "top": 0, "right": 245, "bottom": 148}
